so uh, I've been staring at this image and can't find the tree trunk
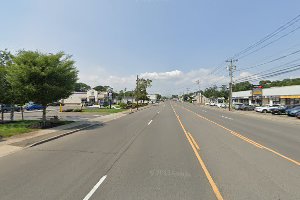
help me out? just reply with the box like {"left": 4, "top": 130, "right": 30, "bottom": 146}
{"left": 42, "top": 106, "right": 47, "bottom": 127}
{"left": 1, "top": 110, "right": 3, "bottom": 123}
{"left": 21, "top": 106, "right": 24, "bottom": 120}
{"left": 10, "top": 104, "right": 14, "bottom": 121}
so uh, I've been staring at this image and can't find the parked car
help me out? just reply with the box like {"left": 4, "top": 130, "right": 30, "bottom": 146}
{"left": 216, "top": 103, "right": 227, "bottom": 108}
{"left": 0, "top": 104, "right": 21, "bottom": 112}
{"left": 25, "top": 104, "right": 44, "bottom": 111}
{"left": 255, "top": 104, "right": 281, "bottom": 113}
{"left": 271, "top": 105, "right": 300, "bottom": 115}
{"left": 233, "top": 103, "right": 244, "bottom": 110}
{"left": 287, "top": 107, "right": 300, "bottom": 117}
{"left": 240, "top": 104, "right": 255, "bottom": 111}
{"left": 296, "top": 112, "right": 300, "bottom": 119}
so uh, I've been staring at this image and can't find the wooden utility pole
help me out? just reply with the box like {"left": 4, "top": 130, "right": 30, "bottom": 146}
{"left": 136, "top": 75, "right": 139, "bottom": 110}
{"left": 226, "top": 59, "right": 238, "bottom": 111}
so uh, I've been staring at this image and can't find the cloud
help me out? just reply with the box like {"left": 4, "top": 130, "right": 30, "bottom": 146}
{"left": 79, "top": 68, "right": 229, "bottom": 95}
{"left": 140, "top": 70, "right": 183, "bottom": 80}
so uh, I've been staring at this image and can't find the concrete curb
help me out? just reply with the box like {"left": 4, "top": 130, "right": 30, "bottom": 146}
{"left": 26, "top": 123, "right": 98, "bottom": 148}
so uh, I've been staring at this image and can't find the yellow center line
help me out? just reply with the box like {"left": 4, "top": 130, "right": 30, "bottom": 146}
{"left": 188, "top": 132, "right": 200, "bottom": 150}
{"left": 171, "top": 104, "right": 224, "bottom": 200}
{"left": 178, "top": 104, "right": 300, "bottom": 166}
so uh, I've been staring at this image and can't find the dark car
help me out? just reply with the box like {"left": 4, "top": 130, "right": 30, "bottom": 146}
{"left": 272, "top": 105, "right": 300, "bottom": 115}
{"left": 296, "top": 112, "right": 300, "bottom": 119}
{"left": 0, "top": 104, "right": 21, "bottom": 113}
{"left": 287, "top": 107, "right": 300, "bottom": 117}
{"left": 240, "top": 104, "right": 255, "bottom": 111}
{"left": 25, "top": 104, "right": 44, "bottom": 111}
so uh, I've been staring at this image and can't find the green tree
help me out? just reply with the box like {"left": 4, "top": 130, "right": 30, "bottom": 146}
{"left": 74, "top": 82, "right": 91, "bottom": 92}
{"left": 93, "top": 85, "right": 110, "bottom": 92}
{"left": 8, "top": 51, "right": 78, "bottom": 125}
{"left": 259, "top": 80, "right": 271, "bottom": 88}
{"left": 117, "top": 90, "right": 124, "bottom": 102}
{"left": 136, "top": 78, "right": 152, "bottom": 103}
{"left": 232, "top": 81, "right": 252, "bottom": 92}
{"left": 0, "top": 50, "right": 20, "bottom": 122}
{"left": 156, "top": 94, "right": 162, "bottom": 100}
{"left": 125, "top": 90, "right": 134, "bottom": 103}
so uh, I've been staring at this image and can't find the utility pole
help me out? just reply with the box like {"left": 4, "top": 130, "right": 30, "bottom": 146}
{"left": 196, "top": 80, "right": 201, "bottom": 104}
{"left": 226, "top": 59, "right": 238, "bottom": 111}
{"left": 124, "top": 88, "right": 126, "bottom": 103}
{"left": 136, "top": 75, "right": 139, "bottom": 110}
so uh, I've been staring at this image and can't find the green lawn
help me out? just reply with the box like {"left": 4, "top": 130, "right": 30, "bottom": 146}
{"left": 82, "top": 108, "right": 127, "bottom": 114}
{"left": 0, "top": 120, "right": 72, "bottom": 138}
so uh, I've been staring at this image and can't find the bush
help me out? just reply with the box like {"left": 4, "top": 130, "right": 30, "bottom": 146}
{"left": 118, "top": 102, "right": 127, "bottom": 109}
{"left": 63, "top": 109, "right": 73, "bottom": 112}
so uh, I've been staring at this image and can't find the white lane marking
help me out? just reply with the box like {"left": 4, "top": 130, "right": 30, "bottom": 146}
{"left": 157, "top": 111, "right": 160, "bottom": 114}
{"left": 221, "top": 115, "right": 233, "bottom": 120}
{"left": 148, "top": 120, "right": 153, "bottom": 125}
{"left": 83, "top": 175, "right": 107, "bottom": 200}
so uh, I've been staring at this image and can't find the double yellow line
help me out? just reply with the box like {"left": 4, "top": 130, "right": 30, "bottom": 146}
{"left": 179, "top": 104, "right": 300, "bottom": 166}
{"left": 171, "top": 104, "right": 224, "bottom": 200}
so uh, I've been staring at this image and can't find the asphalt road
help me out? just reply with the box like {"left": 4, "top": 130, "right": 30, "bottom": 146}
{"left": 0, "top": 101, "right": 299, "bottom": 200}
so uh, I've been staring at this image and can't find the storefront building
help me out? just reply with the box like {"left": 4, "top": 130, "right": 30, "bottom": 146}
{"left": 232, "top": 85, "right": 300, "bottom": 105}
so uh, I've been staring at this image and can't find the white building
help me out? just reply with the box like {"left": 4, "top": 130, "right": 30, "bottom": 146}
{"left": 61, "top": 89, "right": 108, "bottom": 105}
{"left": 232, "top": 85, "right": 300, "bottom": 105}
{"left": 147, "top": 94, "right": 157, "bottom": 103}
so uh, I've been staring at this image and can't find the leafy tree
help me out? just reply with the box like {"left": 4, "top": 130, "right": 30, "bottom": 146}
{"left": 156, "top": 94, "right": 162, "bottom": 100}
{"left": 74, "top": 82, "right": 91, "bottom": 92}
{"left": 117, "top": 90, "right": 124, "bottom": 102}
{"left": 93, "top": 85, "right": 110, "bottom": 92}
{"left": 232, "top": 81, "right": 252, "bottom": 92}
{"left": 135, "top": 78, "right": 152, "bottom": 103}
{"left": 259, "top": 80, "right": 271, "bottom": 88}
{"left": 171, "top": 95, "right": 178, "bottom": 99}
{"left": 125, "top": 90, "right": 134, "bottom": 103}
{"left": 0, "top": 50, "right": 20, "bottom": 122}
{"left": 202, "top": 85, "right": 229, "bottom": 100}
{"left": 8, "top": 51, "right": 78, "bottom": 125}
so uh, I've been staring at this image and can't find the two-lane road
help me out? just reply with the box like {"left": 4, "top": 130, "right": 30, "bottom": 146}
{"left": 0, "top": 101, "right": 299, "bottom": 199}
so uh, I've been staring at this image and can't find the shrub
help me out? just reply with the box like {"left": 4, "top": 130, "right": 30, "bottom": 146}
{"left": 119, "top": 102, "right": 127, "bottom": 109}
{"left": 63, "top": 109, "right": 73, "bottom": 112}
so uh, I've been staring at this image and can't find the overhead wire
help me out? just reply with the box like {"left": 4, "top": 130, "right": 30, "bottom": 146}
{"left": 231, "top": 14, "right": 300, "bottom": 59}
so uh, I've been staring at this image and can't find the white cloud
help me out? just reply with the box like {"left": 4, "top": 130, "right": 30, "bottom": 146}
{"left": 140, "top": 70, "right": 183, "bottom": 80}
{"left": 79, "top": 68, "right": 229, "bottom": 95}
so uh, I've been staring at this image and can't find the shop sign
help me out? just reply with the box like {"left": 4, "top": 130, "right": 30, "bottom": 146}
{"left": 280, "top": 95, "right": 300, "bottom": 98}
{"left": 252, "top": 87, "right": 262, "bottom": 96}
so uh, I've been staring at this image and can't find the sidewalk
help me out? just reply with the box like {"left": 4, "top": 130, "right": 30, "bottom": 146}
{"left": 0, "top": 106, "right": 152, "bottom": 158}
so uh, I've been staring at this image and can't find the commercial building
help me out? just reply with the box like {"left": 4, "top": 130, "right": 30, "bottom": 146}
{"left": 232, "top": 85, "right": 300, "bottom": 105}
{"left": 61, "top": 89, "right": 108, "bottom": 105}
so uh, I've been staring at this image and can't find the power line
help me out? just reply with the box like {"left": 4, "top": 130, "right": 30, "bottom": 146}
{"left": 235, "top": 63, "right": 300, "bottom": 83}
{"left": 231, "top": 14, "right": 300, "bottom": 59}
{"left": 237, "top": 26, "right": 300, "bottom": 60}
{"left": 237, "top": 49, "right": 300, "bottom": 71}
{"left": 236, "top": 58, "right": 300, "bottom": 82}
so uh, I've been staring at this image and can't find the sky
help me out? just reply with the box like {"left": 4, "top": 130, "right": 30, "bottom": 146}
{"left": 1, "top": 0, "right": 300, "bottom": 95}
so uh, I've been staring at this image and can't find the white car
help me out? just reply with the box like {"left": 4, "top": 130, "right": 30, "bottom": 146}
{"left": 255, "top": 104, "right": 281, "bottom": 113}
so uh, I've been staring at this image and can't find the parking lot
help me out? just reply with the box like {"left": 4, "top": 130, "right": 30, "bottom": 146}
{"left": 1, "top": 106, "right": 105, "bottom": 122}
{"left": 202, "top": 103, "right": 300, "bottom": 124}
